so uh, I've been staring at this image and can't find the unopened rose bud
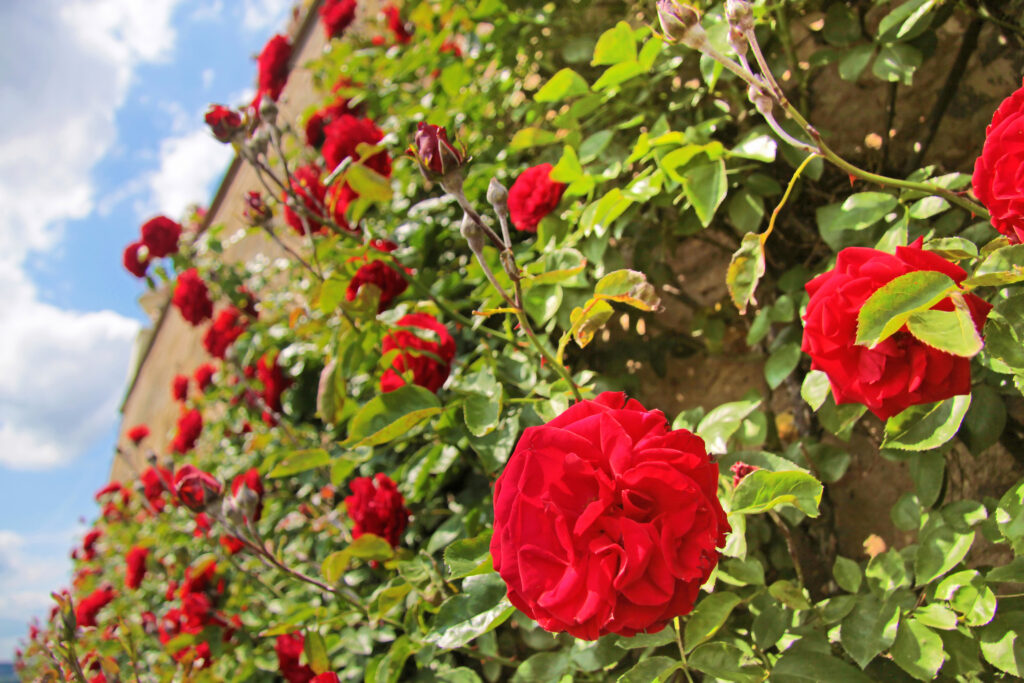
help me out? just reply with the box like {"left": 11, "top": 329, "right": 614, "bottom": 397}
{"left": 258, "top": 97, "right": 278, "bottom": 123}
{"left": 726, "top": 0, "right": 755, "bottom": 33}
{"left": 242, "top": 191, "right": 272, "bottom": 226}
{"left": 221, "top": 496, "right": 245, "bottom": 527}
{"left": 730, "top": 461, "right": 759, "bottom": 488}
{"left": 233, "top": 485, "right": 260, "bottom": 523}
{"left": 461, "top": 213, "right": 485, "bottom": 254}
{"left": 146, "top": 451, "right": 158, "bottom": 465}
{"left": 248, "top": 130, "right": 270, "bottom": 157}
{"left": 173, "top": 465, "right": 223, "bottom": 513}
{"left": 748, "top": 83, "right": 773, "bottom": 115}
{"left": 487, "top": 178, "right": 509, "bottom": 207}
{"left": 204, "top": 104, "right": 244, "bottom": 143}
{"left": 657, "top": 0, "right": 707, "bottom": 50}
{"left": 411, "top": 122, "right": 466, "bottom": 181}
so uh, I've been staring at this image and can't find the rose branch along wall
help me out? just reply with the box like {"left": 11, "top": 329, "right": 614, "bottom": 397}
{"left": 113, "top": 3, "right": 329, "bottom": 481}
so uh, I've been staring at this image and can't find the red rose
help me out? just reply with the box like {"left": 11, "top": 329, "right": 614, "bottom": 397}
{"left": 507, "top": 163, "right": 567, "bottom": 232}
{"left": 172, "top": 374, "right": 189, "bottom": 401}
{"left": 382, "top": 4, "right": 413, "bottom": 44}
{"left": 126, "top": 424, "right": 149, "bottom": 444}
{"left": 174, "top": 465, "right": 222, "bottom": 512}
{"left": 491, "top": 392, "right": 730, "bottom": 640}
{"left": 257, "top": 34, "right": 292, "bottom": 101}
{"left": 203, "top": 307, "right": 247, "bottom": 359}
{"left": 281, "top": 164, "right": 354, "bottom": 235}
{"left": 94, "top": 481, "right": 124, "bottom": 501}
{"left": 75, "top": 585, "right": 116, "bottom": 628}
{"left": 231, "top": 468, "right": 265, "bottom": 522}
{"left": 220, "top": 535, "right": 245, "bottom": 555}
{"left": 801, "top": 241, "right": 992, "bottom": 419}
{"left": 140, "top": 216, "right": 182, "bottom": 258}
{"left": 125, "top": 547, "right": 149, "bottom": 589}
{"left": 306, "top": 99, "right": 357, "bottom": 148}
{"left": 380, "top": 312, "right": 455, "bottom": 393}
{"left": 81, "top": 529, "right": 102, "bottom": 561}
{"left": 320, "top": 0, "right": 357, "bottom": 38}
{"left": 321, "top": 115, "right": 392, "bottom": 181}
{"left": 204, "top": 104, "right": 243, "bottom": 143}
{"left": 257, "top": 352, "right": 291, "bottom": 413}
{"left": 346, "top": 240, "right": 409, "bottom": 312}
{"left": 122, "top": 241, "right": 150, "bottom": 278}
{"left": 973, "top": 78, "right": 1024, "bottom": 243}
{"left": 172, "top": 268, "right": 213, "bottom": 325}
{"left": 194, "top": 363, "right": 216, "bottom": 393}
{"left": 276, "top": 632, "right": 315, "bottom": 683}
{"left": 344, "top": 473, "right": 410, "bottom": 548}
{"left": 171, "top": 408, "right": 203, "bottom": 454}
{"left": 312, "top": 674, "right": 340, "bottom": 683}
{"left": 141, "top": 466, "right": 174, "bottom": 512}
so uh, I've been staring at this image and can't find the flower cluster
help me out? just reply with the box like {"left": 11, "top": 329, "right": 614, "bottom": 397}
{"left": 344, "top": 473, "right": 410, "bottom": 548}
{"left": 122, "top": 216, "right": 182, "bottom": 278}
{"left": 380, "top": 313, "right": 455, "bottom": 393}
{"left": 172, "top": 268, "right": 214, "bottom": 326}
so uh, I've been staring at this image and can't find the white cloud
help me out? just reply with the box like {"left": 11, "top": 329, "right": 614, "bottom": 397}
{"left": 146, "top": 128, "right": 234, "bottom": 218}
{"left": 190, "top": 0, "right": 224, "bottom": 22}
{"left": 242, "top": 0, "right": 294, "bottom": 32}
{"left": 202, "top": 67, "right": 216, "bottom": 89}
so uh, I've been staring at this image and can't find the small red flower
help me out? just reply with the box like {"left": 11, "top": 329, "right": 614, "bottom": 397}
{"left": 507, "top": 163, "right": 567, "bottom": 232}
{"left": 730, "top": 461, "right": 759, "bottom": 488}
{"left": 126, "top": 424, "right": 150, "bottom": 444}
{"left": 281, "top": 164, "right": 352, "bottom": 235}
{"left": 174, "top": 465, "right": 222, "bottom": 512}
{"left": 75, "top": 586, "right": 116, "bottom": 628}
{"left": 380, "top": 313, "right": 455, "bottom": 393}
{"left": 321, "top": 115, "right": 392, "bottom": 182}
{"left": 172, "top": 268, "right": 213, "bottom": 325}
{"left": 141, "top": 466, "right": 174, "bottom": 512}
{"left": 203, "top": 307, "right": 248, "bottom": 359}
{"left": 81, "top": 529, "right": 102, "bottom": 561}
{"left": 257, "top": 352, "right": 291, "bottom": 413}
{"left": 140, "top": 216, "right": 182, "bottom": 258}
{"left": 257, "top": 34, "right": 292, "bottom": 101}
{"left": 123, "top": 241, "right": 150, "bottom": 278}
{"left": 125, "top": 547, "right": 149, "bottom": 589}
{"left": 320, "top": 0, "right": 357, "bottom": 39}
{"left": 382, "top": 5, "right": 413, "bottom": 44}
{"left": 306, "top": 99, "right": 358, "bottom": 148}
{"left": 204, "top": 104, "right": 243, "bottom": 143}
{"left": 276, "top": 632, "right": 315, "bottom": 683}
{"left": 172, "top": 374, "right": 189, "bottom": 402}
{"left": 194, "top": 363, "right": 216, "bottom": 393}
{"left": 344, "top": 473, "right": 410, "bottom": 548}
{"left": 231, "top": 468, "right": 265, "bottom": 522}
{"left": 346, "top": 240, "right": 409, "bottom": 312}
{"left": 171, "top": 408, "right": 203, "bottom": 454}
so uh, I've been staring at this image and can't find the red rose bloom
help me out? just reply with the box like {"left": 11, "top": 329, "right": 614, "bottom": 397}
{"left": 257, "top": 352, "right": 291, "bottom": 413}
{"left": 204, "top": 104, "right": 243, "bottom": 143}
{"left": 347, "top": 240, "right": 409, "bottom": 312}
{"left": 257, "top": 34, "right": 292, "bottom": 101}
{"left": 231, "top": 468, "right": 265, "bottom": 522}
{"left": 172, "top": 268, "right": 213, "bottom": 325}
{"left": 194, "top": 363, "right": 216, "bottom": 393}
{"left": 276, "top": 632, "right": 315, "bottom": 683}
{"left": 220, "top": 535, "right": 245, "bottom": 555}
{"left": 126, "top": 424, "right": 149, "bottom": 444}
{"left": 75, "top": 586, "right": 116, "bottom": 628}
{"left": 320, "top": 0, "right": 357, "bottom": 38}
{"left": 507, "top": 163, "right": 567, "bottom": 232}
{"left": 382, "top": 5, "right": 413, "bottom": 44}
{"left": 491, "top": 392, "right": 729, "bottom": 640}
{"left": 81, "top": 529, "right": 102, "bottom": 561}
{"left": 801, "top": 240, "right": 992, "bottom": 419}
{"left": 172, "top": 374, "right": 189, "bottom": 402}
{"left": 141, "top": 466, "right": 174, "bottom": 512}
{"left": 94, "top": 481, "right": 124, "bottom": 501}
{"left": 125, "top": 547, "right": 149, "bottom": 589}
{"left": 171, "top": 408, "right": 203, "bottom": 454}
{"left": 344, "top": 473, "right": 410, "bottom": 548}
{"left": 380, "top": 312, "right": 455, "bottom": 393}
{"left": 306, "top": 99, "right": 357, "bottom": 148}
{"left": 140, "top": 216, "right": 182, "bottom": 258}
{"left": 281, "top": 164, "right": 354, "bottom": 235}
{"left": 203, "top": 307, "right": 247, "bottom": 359}
{"left": 174, "top": 465, "right": 222, "bottom": 512}
{"left": 122, "top": 241, "right": 150, "bottom": 278}
{"left": 321, "top": 115, "right": 392, "bottom": 181}
{"left": 973, "top": 78, "right": 1024, "bottom": 243}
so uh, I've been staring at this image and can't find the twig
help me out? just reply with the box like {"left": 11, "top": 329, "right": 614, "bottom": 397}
{"left": 768, "top": 510, "right": 806, "bottom": 587}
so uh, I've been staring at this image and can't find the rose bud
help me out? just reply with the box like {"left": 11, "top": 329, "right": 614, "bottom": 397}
{"left": 730, "top": 461, "right": 759, "bottom": 488}
{"left": 656, "top": 0, "right": 707, "bottom": 49}
{"left": 173, "top": 465, "right": 223, "bottom": 512}
{"left": 725, "top": 0, "right": 754, "bottom": 33}
{"left": 411, "top": 122, "right": 465, "bottom": 181}
{"left": 242, "top": 191, "right": 272, "bottom": 226}
{"left": 204, "top": 104, "right": 243, "bottom": 143}
{"left": 230, "top": 468, "right": 265, "bottom": 522}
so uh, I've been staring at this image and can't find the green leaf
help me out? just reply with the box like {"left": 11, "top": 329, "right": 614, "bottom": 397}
{"left": 726, "top": 231, "right": 769, "bottom": 314}
{"left": 881, "top": 395, "right": 971, "bottom": 451}
{"left": 593, "top": 269, "right": 660, "bottom": 310}
{"left": 891, "top": 493, "right": 922, "bottom": 531}
{"left": 855, "top": 270, "right": 957, "bottom": 347}
{"left": 773, "top": 650, "right": 874, "bottom": 682}
{"left": 872, "top": 44, "right": 922, "bottom": 85}
{"left": 823, "top": 3, "right": 861, "bottom": 45}
{"left": 905, "top": 295, "right": 983, "bottom": 357}
{"left": 769, "top": 580, "right": 812, "bottom": 610}
{"left": 375, "top": 636, "right": 414, "bottom": 683}
{"left": 838, "top": 44, "right": 875, "bottom": 82}
{"left": 833, "top": 556, "right": 863, "bottom": 594}
{"left": 591, "top": 21, "right": 636, "bottom": 66}
{"left": 891, "top": 618, "right": 946, "bottom": 681}
{"left": 460, "top": 367, "right": 503, "bottom": 438}
{"left": 683, "top": 159, "right": 727, "bottom": 227}
{"left": 569, "top": 299, "right": 614, "bottom": 348}
{"left": 996, "top": 479, "right": 1024, "bottom": 553}
{"left": 865, "top": 549, "right": 910, "bottom": 595}
{"left": 427, "top": 573, "right": 515, "bottom": 650}
{"left": 509, "top": 127, "right": 557, "bottom": 150}
{"left": 965, "top": 244, "right": 1024, "bottom": 287}
{"left": 534, "top": 68, "right": 589, "bottom": 102}
{"left": 512, "top": 652, "right": 568, "bottom": 683}
{"left": 961, "top": 383, "right": 1006, "bottom": 455}
{"left": 913, "top": 603, "right": 958, "bottom": 631}
{"left": 469, "top": 412, "right": 519, "bottom": 473}
{"left": 936, "top": 570, "right": 997, "bottom": 627}
{"left": 987, "top": 556, "right": 1024, "bottom": 583}
{"left": 304, "top": 630, "right": 329, "bottom": 675}
{"left": 615, "top": 629, "right": 676, "bottom": 649}
{"left": 923, "top": 237, "right": 978, "bottom": 261}
{"left": 914, "top": 524, "right": 973, "bottom": 586}
{"left": 616, "top": 656, "right": 678, "bottom": 683}
{"left": 688, "top": 642, "right": 767, "bottom": 683}
{"left": 444, "top": 531, "right": 493, "bottom": 580}
{"left": 732, "top": 133, "right": 777, "bottom": 163}
{"left": 718, "top": 557, "right": 765, "bottom": 586}
{"left": 840, "top": 595, "right": 900, "bottom": 668}
{"left": 322, "top": 534, "right": 395, "bottom": 584}
{"left": 909, "top": 196, "right": 950, "bottom": 220}
{"left": 980, "top": 611, "right": 1024, "bottom": 676}
{"left": 592, "top": 60, "right": 645, "bottom": 90}
{"left": 731, "top": 469, "right": 823, "bottom": 517}
{"left": 269, "top": 448, "right": 330, "bottom": 478}
{"left": 696, "top": 398, "right": 761, "bottom": 454}
{"left": 344, "top": 162, "right": 392, "bottom": 202}
{"left": 684, "top": 592, "right": 742, "bottom": 652}
{"left": 765, "top": 342, "right": 802, "bottom": 389}
{"left": 800, "top": 370, "right": 831, "bottom": 411}
{"left": 345, "top": 384, "right": 441, "bottom": 448}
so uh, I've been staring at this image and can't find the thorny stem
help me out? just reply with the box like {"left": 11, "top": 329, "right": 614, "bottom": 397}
{"left": 269, "top": 123, "right": 325, "bottom": 280}
{"left": 768, "top": 510, "right": 806, "bottom": 588}
{"left": 225, "top": 549, "right": 286, "bottom": 599}
{"left": 249, "top": 162, "right": 325, "bottom": 281}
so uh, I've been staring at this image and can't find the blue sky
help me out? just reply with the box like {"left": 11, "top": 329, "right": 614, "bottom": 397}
{"left": 0, "top": 0, "right": 296, "bottom": 660}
